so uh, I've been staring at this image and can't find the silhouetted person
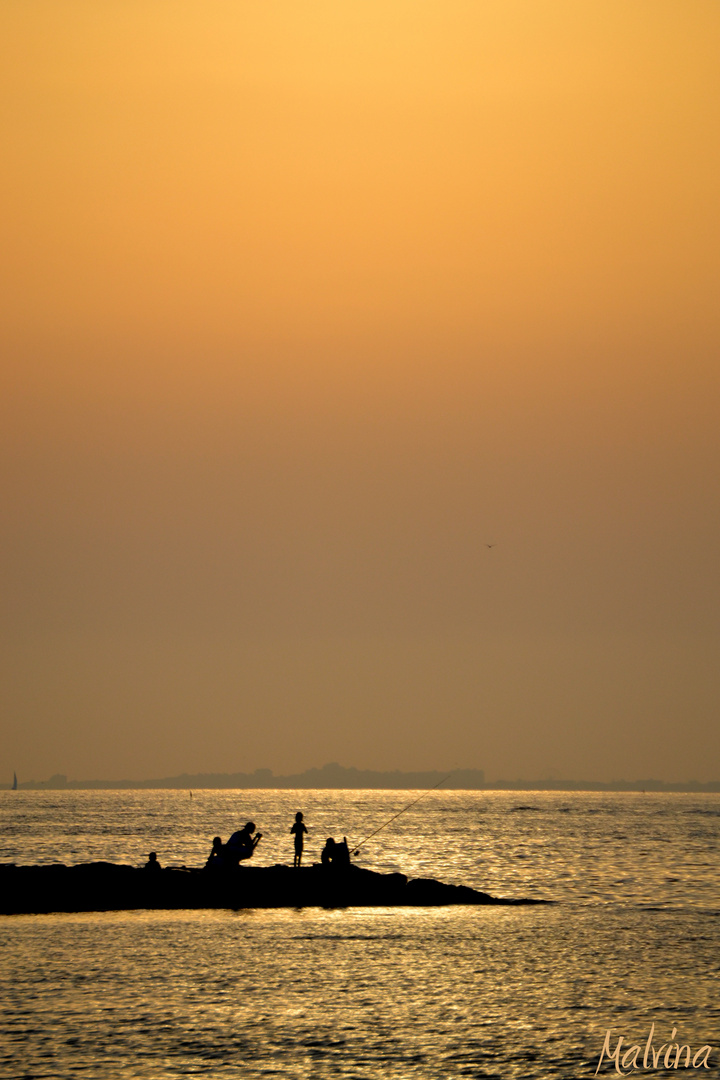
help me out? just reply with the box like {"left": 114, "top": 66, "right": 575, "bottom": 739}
{"left": 321, "top": 837, "right": 336, "bottom": 867}
{"left": 144, "top": 851, "right": 161, "bottom": 871}
{"left": 225, "top": 821, "right": 262, "bottom": 866}
{"left": 321, "top": 836, "right": 351, "bottom": 869}
{"left": 205, "top": 836, "right": 226, "bottom": 870}
{"left": 290, "top": 812, "right": 308, "bottom": 868}
{"left": 334, "top": 836, "right": 351, "bottom": 868}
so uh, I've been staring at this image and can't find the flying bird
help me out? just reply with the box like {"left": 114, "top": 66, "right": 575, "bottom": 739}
{"left": 485, "top": 544, "right": 496, "bottom": 548}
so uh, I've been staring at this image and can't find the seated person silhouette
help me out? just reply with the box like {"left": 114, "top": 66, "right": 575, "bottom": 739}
{"left": 144, "top": 851, "right": 161, "bottom": 871}
{"left": 225, "top": 821, "right": 262, "bottom": 866}
{"left": 334, "top": 836, "right": 351, "bottom": 868}
{"left": 204, "top": 836, "right": 226, "bottom": 869}
{"left": 321, "top": 837, "right": 351, "bottom": 869}
{"left": 321, "top": 837, "right": 336, "bottom": 866}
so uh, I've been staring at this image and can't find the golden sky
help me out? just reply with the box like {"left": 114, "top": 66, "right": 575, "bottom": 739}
{"left": 1, "top": 1, "right": 719, "bottom": 782}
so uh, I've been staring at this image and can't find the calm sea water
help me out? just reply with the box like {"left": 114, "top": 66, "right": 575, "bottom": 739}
{"left": 1, "top": 790, "right": 719, "bottom": 1078}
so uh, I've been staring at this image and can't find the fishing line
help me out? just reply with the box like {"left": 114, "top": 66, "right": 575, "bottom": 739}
{"left": 351, "top": 774, "right": 452, "bottom": 855}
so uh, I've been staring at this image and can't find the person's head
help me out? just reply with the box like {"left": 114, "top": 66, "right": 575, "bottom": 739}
{"left": 295, "top": 812, "right": 303, "bottom": 822}
{"left": 244, "top": 821, "right": 256, "bottom": 834}
{"left": 325, "top": 837, "right": 335, "bottom": 847}
{"left": 212, "top": 836, "right": 222, "bottom": 851}
{"left": 148, "top": 851, "right": 157, "bottom": 862}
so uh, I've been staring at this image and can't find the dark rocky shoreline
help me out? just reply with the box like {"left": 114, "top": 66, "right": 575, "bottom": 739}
{"left": 0, "top": 862, "right": 549, "bottom": 914}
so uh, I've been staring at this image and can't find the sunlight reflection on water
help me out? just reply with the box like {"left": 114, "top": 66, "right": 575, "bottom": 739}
{"left": 1, "top": 791, "right": 719, "bottom": 1078}
{"left": 2, "top": 905, "right": 719, "bottom": 1079}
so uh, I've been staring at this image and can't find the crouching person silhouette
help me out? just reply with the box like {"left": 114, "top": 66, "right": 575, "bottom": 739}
{"left": 225, "top": 822, "right": 262, "bottom": 867}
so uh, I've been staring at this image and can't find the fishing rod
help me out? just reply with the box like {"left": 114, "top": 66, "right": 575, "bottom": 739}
{"left": 351, "top": 773, "right": 452, "bottom": 856}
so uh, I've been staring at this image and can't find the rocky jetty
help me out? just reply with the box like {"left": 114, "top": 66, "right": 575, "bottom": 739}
{"left": 0, "top": 862, "right": 548, "bottom": 914}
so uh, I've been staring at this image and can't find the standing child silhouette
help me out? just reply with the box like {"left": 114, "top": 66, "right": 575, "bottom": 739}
{"left": 290, "top": 811, "right": 308, "bottom": 867}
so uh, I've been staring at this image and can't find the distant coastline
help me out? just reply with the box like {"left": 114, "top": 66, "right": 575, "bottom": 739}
{"left": 3, "top": 763, "right": 720, "bottom": 792}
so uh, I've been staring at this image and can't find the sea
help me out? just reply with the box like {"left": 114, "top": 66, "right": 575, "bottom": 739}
{"left": 1, "top": 789, "right": 718, "bottom": 1079}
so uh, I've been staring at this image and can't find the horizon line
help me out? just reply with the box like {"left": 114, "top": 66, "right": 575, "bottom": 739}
{"left": 4, "top": 763, "right": 720, "bottom": 793}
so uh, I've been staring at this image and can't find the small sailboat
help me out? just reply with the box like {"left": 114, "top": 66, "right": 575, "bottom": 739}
{"left": 12, "top": 771, "right": 18, "bottom": 790}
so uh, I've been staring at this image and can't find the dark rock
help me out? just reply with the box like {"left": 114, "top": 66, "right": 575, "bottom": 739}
{"left": 0, "top": 862, "right": 550, "bottom": 914}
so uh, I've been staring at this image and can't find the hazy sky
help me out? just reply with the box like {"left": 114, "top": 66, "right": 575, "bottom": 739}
{"left": 1, "top": 1, "right": 719, "bottom": 783}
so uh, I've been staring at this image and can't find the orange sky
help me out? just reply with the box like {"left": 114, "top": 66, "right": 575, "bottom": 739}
{"left": 1, "top": 2, "right": 719, "bottom": 782}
